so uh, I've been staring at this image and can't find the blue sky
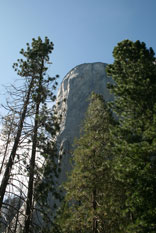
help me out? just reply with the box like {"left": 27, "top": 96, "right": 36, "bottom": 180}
{"left": 0, "top": 0, "right": 156, "bottom": 102}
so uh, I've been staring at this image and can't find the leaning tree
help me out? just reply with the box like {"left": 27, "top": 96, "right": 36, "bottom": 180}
{"left": 0, "top": 37, "right": 61, "bottom": 232}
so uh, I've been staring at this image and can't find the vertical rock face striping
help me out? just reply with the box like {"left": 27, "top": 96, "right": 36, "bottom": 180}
{"left": 56, "top": 62, "right": 113, "bottom": 182}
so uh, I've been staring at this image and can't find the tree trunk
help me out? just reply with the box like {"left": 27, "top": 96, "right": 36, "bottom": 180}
{"left": 0, "top": 78, "right": 34, "bottom": 212}
{"left": 0, "top": 114, "right": 15, "bottom": 175}
{"left": 0, "top": 129, "right": 11, "bottom": 175}
{"left": 24, "top": 100, "right": 40, "bottom": 233}
{"left": 93, "top": 188, "right": 98, "bottom": 233}
{"left": 24, "top": 61, "right": 43, "bottom": 233}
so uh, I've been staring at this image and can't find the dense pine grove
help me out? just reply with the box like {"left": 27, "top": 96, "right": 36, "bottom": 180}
{"left": 1, "top": 38, "right": 156, "bottom": 232}
{"left": 54, "top": 40, "right": 156, "bottom": 233}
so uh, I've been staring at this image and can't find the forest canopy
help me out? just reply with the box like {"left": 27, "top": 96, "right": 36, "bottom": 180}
{"left": 0, "top": 39, "right": 156, "bottom": 233}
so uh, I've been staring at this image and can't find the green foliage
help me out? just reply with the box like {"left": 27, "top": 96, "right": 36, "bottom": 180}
{"left": 47, "top": 39, "right": 156, "bottom": 233}
{"left": 106, "top": 40, "right": 156, "bottom": 232}
{"left": 13, "top": 36, "right": 54, "bottom": 77}
{"left": 19, "top": 37, "right": 61, "bottom": 232}
{"left": 55, "top": 93, "right": 118, "bottom": 233}
{"left": 0, "top": 37, "right": 61, "bottom": 232}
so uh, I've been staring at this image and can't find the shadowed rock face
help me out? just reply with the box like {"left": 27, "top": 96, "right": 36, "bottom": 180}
{"left": 56, "top": 62, "right": 113, "bottom": 182}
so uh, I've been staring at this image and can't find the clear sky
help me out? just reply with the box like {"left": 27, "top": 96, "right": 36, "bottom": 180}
{"left": 0, "top": 0, "right": 156, "bottom": 103}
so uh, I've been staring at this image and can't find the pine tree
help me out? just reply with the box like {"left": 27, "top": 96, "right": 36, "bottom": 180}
{"left": 106, "top": 40, "right": 156, "bottom": 232}
{"left": 57, "top": 93, "right": 116, "bottom": 233}
{"left": 0, "top": 37, "right": 61, "bottom": 232}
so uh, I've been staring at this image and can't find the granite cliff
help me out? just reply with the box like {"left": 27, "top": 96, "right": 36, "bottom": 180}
{"left": 56, "top": 62, "right": 113, "bottom": 183}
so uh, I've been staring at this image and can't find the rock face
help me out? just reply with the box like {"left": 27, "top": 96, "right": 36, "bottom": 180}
{"left": 56, "top": 62, "right": 113, "bottom": 182}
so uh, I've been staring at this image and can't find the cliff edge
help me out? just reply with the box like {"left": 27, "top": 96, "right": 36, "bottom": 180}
{"left": 56, "top": 62, "right": 113, "bottom": 182}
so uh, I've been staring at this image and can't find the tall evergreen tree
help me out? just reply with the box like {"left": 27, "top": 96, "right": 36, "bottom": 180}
{"left": 57, "top": 93, "right": 116, "bottom": 233}
{"left": 0, "top": 37, "right": 60, "bottom": 232}
{"left": 106, "top": 40, "right": 156, "bottom": 232}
